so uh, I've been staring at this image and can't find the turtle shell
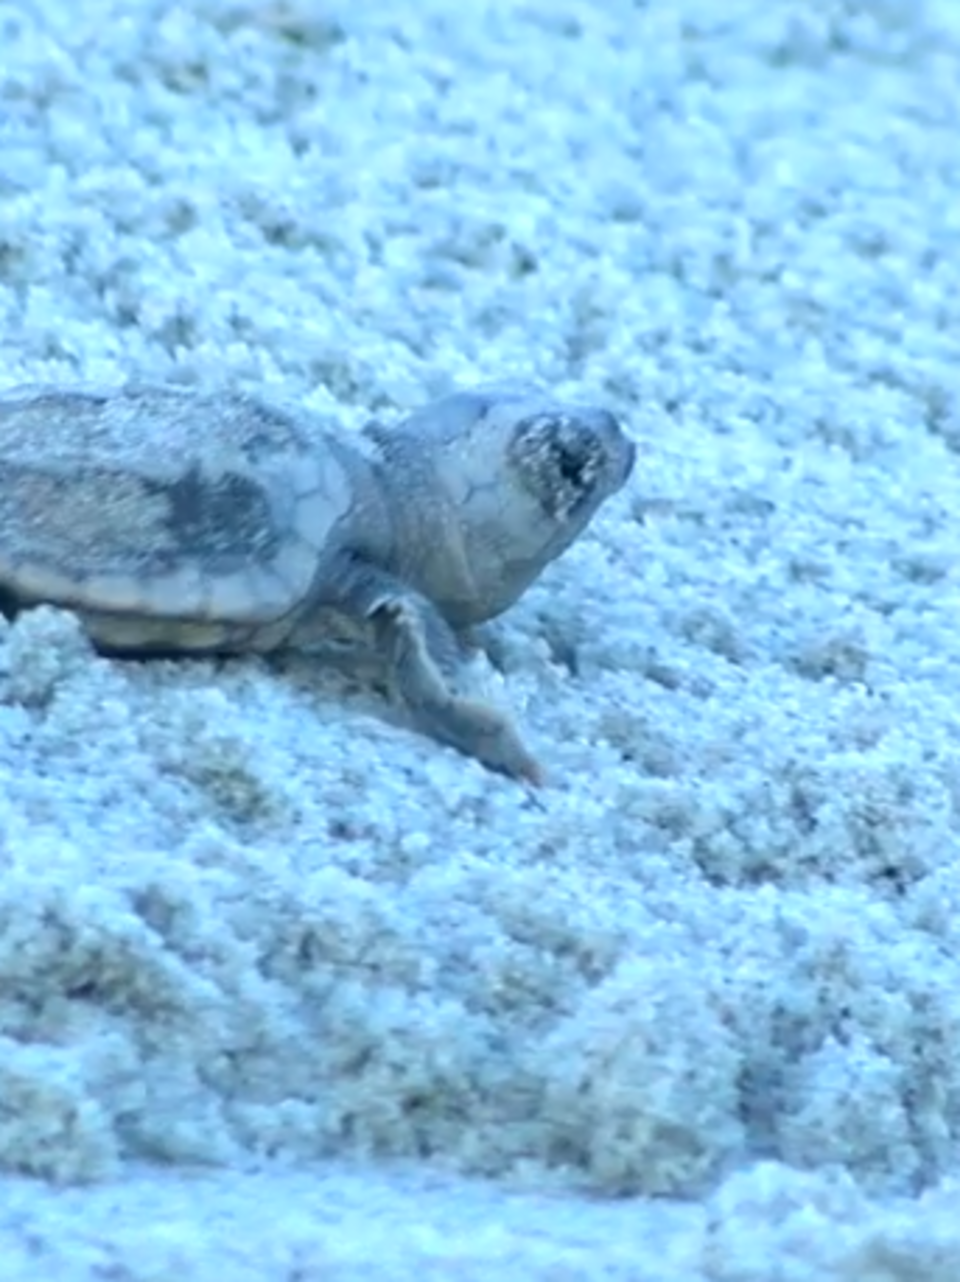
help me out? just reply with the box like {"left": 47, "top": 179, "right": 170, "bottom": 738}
{"left": 0, "top": 384, "right": 353, "bottom": 652}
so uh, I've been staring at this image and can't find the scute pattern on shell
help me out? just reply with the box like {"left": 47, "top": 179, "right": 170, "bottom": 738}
{"left": 0, "top": 384, "right": 354, "bottom": 630}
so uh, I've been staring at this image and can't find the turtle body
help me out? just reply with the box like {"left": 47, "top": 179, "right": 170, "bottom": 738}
{"left": 0, "top": 381, "right": 636, "bottom": 783}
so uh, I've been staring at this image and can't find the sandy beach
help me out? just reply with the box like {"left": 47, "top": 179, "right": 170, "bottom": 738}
{"left": 1, "top": 0, "right": 960, "bottom": 1275}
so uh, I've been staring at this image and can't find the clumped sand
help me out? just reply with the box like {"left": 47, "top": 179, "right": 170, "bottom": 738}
{"left": 2, "top": 0, "right": 960, "bottom": 1275}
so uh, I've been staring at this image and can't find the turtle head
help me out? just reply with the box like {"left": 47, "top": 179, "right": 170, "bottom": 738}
{"left": 381, "top": 383, "right": 635, "bottom": 622}
{"left": 456, "top": 382, "right": 635, "bottom": 537}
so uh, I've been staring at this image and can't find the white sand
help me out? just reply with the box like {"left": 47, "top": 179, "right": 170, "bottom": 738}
{"left": 2, "top": 0, "right": 960, "bottom": 1275}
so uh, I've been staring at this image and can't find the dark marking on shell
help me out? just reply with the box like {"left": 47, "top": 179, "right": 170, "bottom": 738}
{"left": 144, "top": 468, "right": 280, "bottom": 570}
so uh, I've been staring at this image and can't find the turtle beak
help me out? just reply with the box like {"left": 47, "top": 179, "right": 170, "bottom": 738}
{"left": 622, "top": 434, "right": 637, "bottom": 484}
{"left": 587, "top": 407, "right": 636, "bottom": 489}
{"left": 605, "top": 411, "right": 636, "bottom": 487}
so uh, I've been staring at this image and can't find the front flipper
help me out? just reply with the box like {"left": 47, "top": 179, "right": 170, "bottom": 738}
{"left": 316, "top": 555, "right": 543, "bottom": 784}
{"left": 370, "top": 596, "right": 543, "bottom": 785}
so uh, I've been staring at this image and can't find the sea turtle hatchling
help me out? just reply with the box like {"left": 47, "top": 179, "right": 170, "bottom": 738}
{"left": 0, "top": 381, "right": 636, "bottom": 783}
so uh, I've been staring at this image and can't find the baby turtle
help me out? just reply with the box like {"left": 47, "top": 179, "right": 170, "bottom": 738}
{"left": 0, "top": 381, "right": 635, "bottom": 783}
